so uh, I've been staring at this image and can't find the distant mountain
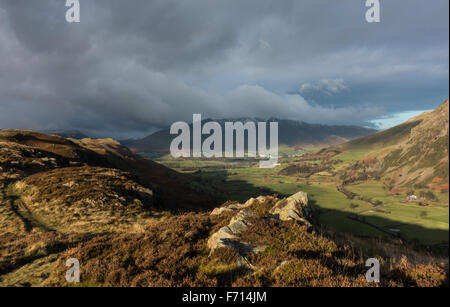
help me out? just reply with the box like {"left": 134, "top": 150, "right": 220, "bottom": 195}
{"left": 40, "top": 129, "right": 88, "bottom": 140}
{"left": 118, "top": 138, "right": 139, "bottom": 146}
{"left": 339, "top": 99, "right": 449, "bottom": 188}
{"left": 2, "top": 130, "right": 445, "bottom": 287}
{"left": 128, "top": 119, "right": 376, "bottom": 154}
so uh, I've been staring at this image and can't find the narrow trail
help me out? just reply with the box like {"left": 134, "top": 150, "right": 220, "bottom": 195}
{"left": 0, "top": 181, "right": 62, "bottom": 279}
{"left": 6, "top": 195, "right": 33, "bottom": 232}
{"left": 4, "top": 182, "right": 56, "bottom": 233}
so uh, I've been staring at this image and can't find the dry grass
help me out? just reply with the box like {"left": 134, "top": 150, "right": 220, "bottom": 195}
{"left": 14, "top": 166, "right": 156, "bottom": 234}
{"left": 1, "top": 130, "right": 448, "bottom": 287}
{"left": 39, "top": 208, "right": 448, "bottom": 287}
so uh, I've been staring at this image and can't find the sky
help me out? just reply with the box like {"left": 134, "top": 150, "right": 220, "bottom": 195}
{"left": 368, "top": 109, "right": 431, "bottom": 130}
{"left": 0, "top": 0, "right": 448, "bottom": 139}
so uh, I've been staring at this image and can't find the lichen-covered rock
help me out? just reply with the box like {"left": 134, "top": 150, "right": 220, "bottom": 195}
{"left": 207, "top": 209, "right": 259, "bottom": 252}
{"left": 244, "top": 197, "right": 259, "bottom": 207}
{"left": 207, "top": 226, "right": 236, "bottom": 250}
{"left": 229, "top": 209, "right": 258, "bottom": 224}
{"left": 289, "top": 191, "right": 309, "bottom": 205}
{"left": 207, "top": 209, "right": 266, "bottom": 266}
{"left": 208, "top": 191, "right": 312, "bottom": 266}
{"left": 210, "top": 201, "right": 254, "bottom": 216}
{"left": 228, "top": 219, "right": 248, "bottom": 234}
{"left": 269, "top": 191, "right": 311, "bottom": 227}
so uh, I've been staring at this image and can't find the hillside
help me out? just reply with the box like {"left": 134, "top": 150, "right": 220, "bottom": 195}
{"left": 128, "top": 119, "right": 376, "bottom": 154}
{"left": 1, "top": 181, "right": 447, "bottom": 286}
{"left": 0, "top": 130, "right": 216, "bottom": 211}
{"left": 1, "top": 129, "right": 447, "bottom": 287}
{"left": 337, "top": 99, "right": 449, "bottom": 189}
{"left": 253, "top": 100, "right": 448, "bottom": 248}
{"left": 40, "top": 192, "right": 448, "bottom": 287}
{"left": 0, "top": 130, "right": 213, "bottom": 286}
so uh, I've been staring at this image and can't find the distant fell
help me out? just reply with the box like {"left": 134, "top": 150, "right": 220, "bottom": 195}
{"left": 339, "top": 99, "right": 449, "bottom": 188}
{"left": 128, "top": 119, "right": 376, "bottom": 153}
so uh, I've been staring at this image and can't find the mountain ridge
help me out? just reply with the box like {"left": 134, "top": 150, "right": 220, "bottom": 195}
{"left": 337, "top": 99, "right": 449, "bottom": 189}
{"left": 128, "top": 119, "right": 376, "bottom": 153}
{"left": 0, "top": 121, "right": 448, "bottom": 286}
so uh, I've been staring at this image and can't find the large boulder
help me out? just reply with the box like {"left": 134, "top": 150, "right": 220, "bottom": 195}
{"left": 207, "top": 226, "right": 236, "bottom": 250}
{"left": 207, "top": 191, "right": 312, "bottom": 266}
{"left": 289, "top": 191, "right": 309, "bottom": 205}
{"left": 207, "top": 209, "right": 259, "bottom": 253}
{"left": 269, "top": 191, "right": 311, "bottom": 227}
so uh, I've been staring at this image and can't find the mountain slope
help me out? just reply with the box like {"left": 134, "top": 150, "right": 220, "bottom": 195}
{"left": 128, "top": 119, "right": 376, "bottom": 153}
{"left": 338, "top": 99, "right": 449, "bottom": 188}
{"left": 1, "top": 129, "right": 447, "bottom": 287}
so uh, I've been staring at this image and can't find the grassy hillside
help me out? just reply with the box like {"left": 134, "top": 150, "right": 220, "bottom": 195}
{"left": 150, "top": 100, "right": 449, "bottom": 249}
{"left": 0, "top": 130, "right": 217, "bottom": 211}
{"left": 334, "top": 99, "right": 449, "bottom": 189}
{"left": 1, "top": 129, "right": 447, "bottom": 287}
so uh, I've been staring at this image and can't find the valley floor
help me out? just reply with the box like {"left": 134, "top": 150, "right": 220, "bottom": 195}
{"left": 0, "top": 132, "right": 448, "bottom": 287}
{"left": 155, "top": 149, "right": 449, "bottom": 250}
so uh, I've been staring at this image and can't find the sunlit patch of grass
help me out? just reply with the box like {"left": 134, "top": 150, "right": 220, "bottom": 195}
{"left": 332, "top": 149, "right": 371, "bottom": 162}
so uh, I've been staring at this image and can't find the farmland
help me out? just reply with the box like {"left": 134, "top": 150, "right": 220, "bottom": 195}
{"left": 155, "top": 147, "right": 449, "bottom": 248}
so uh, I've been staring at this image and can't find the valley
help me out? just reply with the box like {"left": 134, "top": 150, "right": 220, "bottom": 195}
{"left": 0, "top": 100, "right": 448, "bottom": 287}
{"left": 152, "top": 99, "right": 449, "bottom": 249}
{"left": 154, "top": 149, "right": 449, "bottom": 248}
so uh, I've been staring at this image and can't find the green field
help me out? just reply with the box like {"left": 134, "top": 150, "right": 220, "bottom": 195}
{"left": 154, "top": 151, "right": 449, "bottom": 247}
{"left": 345, "top": 182, "right": 449, "bottom": 244}
{"left": 332, "top": 148, "right": 371, "bottom": 162}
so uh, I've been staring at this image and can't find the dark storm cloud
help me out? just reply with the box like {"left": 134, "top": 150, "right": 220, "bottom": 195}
{"left": 0, "top": 0, "right": 448, "bottom": 137}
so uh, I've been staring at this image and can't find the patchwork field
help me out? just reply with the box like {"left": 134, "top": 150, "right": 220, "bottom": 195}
{"left": 155, "top": 147, "right": 449, "bottom": 249}
{"left": 1, "top": 129, "right": 447, "bottom": 287}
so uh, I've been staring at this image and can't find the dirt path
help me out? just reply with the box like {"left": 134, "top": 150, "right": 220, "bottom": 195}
{"left": 5, "top": 182, "right": 55, "bottom": 233}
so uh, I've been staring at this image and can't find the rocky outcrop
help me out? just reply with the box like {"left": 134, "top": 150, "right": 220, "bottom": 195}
{"left": 269, "top": 191, "right": 311, "bottom": 227}
{"left": 208, "top": 191, "right": 312, "bottom": 266}
{"left": 208, "top": 209, "right": 264, "bottom": 256}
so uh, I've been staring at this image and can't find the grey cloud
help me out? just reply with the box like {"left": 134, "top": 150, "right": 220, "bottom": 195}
{"left": 0, "top": 0, "right": 448, "bottom": 138}
{"left": 299, "top": 79, "right": 348, "bottom": 96}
